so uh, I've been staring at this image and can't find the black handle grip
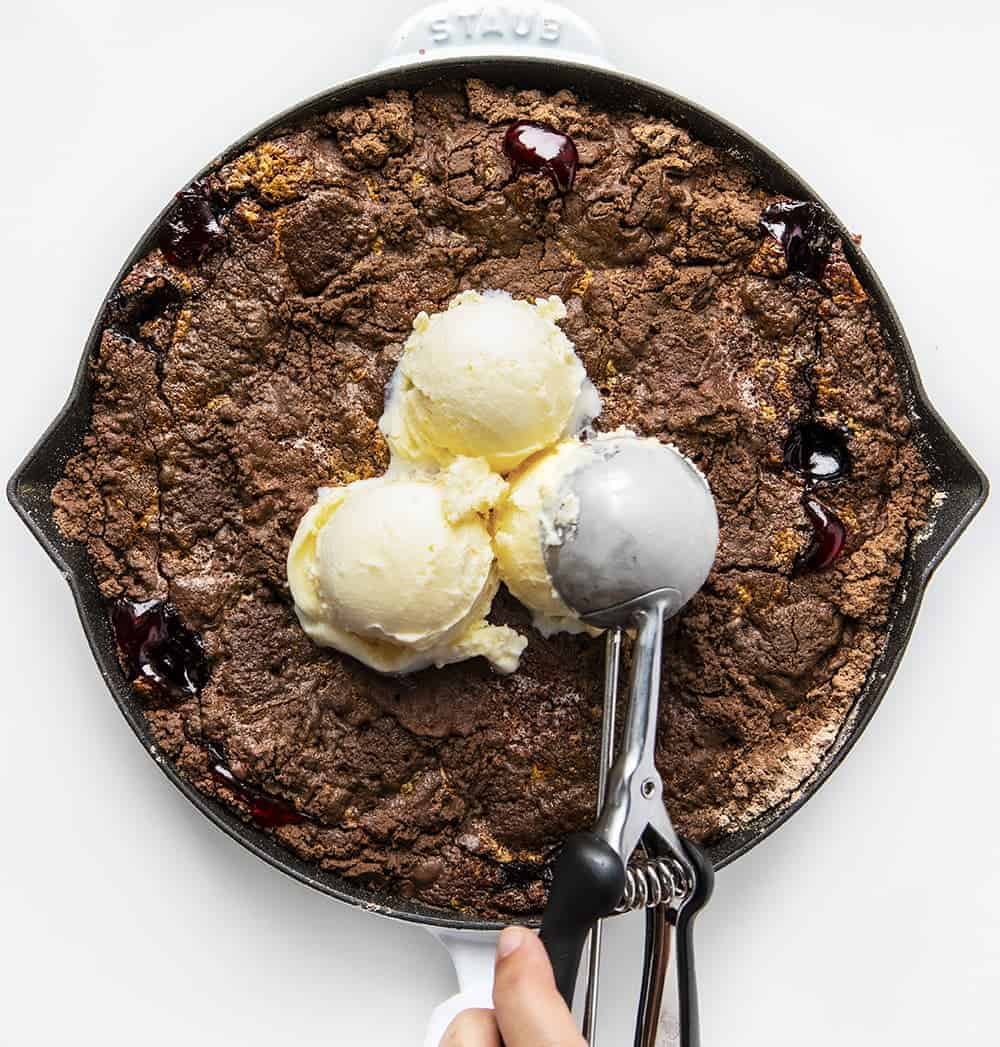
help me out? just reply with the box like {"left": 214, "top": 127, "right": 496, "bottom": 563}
{"left": 539, "top": 831, "right": 627, "bottom": 1007}
{"left": 675, "top": 836, "right": 714, "bottom": 1047}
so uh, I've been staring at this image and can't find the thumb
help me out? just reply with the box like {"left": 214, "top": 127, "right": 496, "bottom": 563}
{"left": 492, "top": 926, "right": 585, "bottom": 1047}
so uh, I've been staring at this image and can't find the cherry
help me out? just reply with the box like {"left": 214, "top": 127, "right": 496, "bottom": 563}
{"left": 158, "top": 181, "right": 225, "bottom": 267}
{"left": 759, "top": 201, "right": 834, "bottom": 279}
{"left": 206, "top": 743, "right": 308, "bottom": 829}
{"left": 783, "top": 422, "right": 851, "bottom": 483}
{"left": 112, "top": 599, "right": 209, "bottom": 699}
{"left": 503, "top": 121, "right": 579, "bottom": 193}
{"left": 798, "top": 496, "right": 847, "bottom": 572}
{"left": 493, "top": 848, "right": 557, "bottom": 889}
{"left": 497, "top": 858, "right": 554, "bottom": 889}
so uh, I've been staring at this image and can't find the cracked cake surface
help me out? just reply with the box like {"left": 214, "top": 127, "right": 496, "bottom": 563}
{"left": 52, "top": 79, "right": 931, "bottom": 919}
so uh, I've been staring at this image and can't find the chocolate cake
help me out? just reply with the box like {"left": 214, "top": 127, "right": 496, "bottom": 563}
{"left": 52, "top": 79, "right": 931, "bottom": 919}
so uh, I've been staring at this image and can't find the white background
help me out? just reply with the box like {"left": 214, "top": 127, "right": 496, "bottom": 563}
{"left": 2, "top": 2, "right": 998, "bottom": 1044}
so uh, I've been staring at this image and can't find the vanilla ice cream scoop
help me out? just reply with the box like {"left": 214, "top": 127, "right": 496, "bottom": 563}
{"left": 493, "top": 440, "right": 598, "bottom": 636}
{"left": 288, "top": 464, "right": 525, "bottom": 675}
{"left": 380, "top": 290, "right": 599, "bottom": 474}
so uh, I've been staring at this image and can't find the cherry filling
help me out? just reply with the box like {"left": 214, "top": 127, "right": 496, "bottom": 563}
{"left": 798, "top": 496, "right": 847, "bottom": 572}
{"left": 759, "top": 200, "right": 834, "bottom": 279}
{"left": 783, "top": 422, "right": 851, "bottom": 483}
{"left": 112, "top": 599, "right": 209, "bottom": 698}
{"left": 207, "top": 743, "right": 308, "bottom": 829}
{"left": 158, "top": 182, "right": 225, "bottom": 267}
{"left": 503, "top": 121, "right": 579, "bottom": 193}
{"left": 497, "top": 857, "right": 555, "bottom": 889}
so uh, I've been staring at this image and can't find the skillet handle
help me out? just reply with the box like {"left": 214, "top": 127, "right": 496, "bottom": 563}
{"left": 539, "top": 831, "right": 627, "bottom": 1007}
{"left": 376, "top": 3, "right": 615, "bottom": 72}
{"left": 423, "top": 929, "right": 498, "bottom": 1047}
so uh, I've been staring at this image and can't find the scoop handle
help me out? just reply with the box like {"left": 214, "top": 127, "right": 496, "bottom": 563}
{"left": 633, "top": 836, "right": 714, "bottom": 1047}
{"left": 539, "top": 831, "right": 627, "bottom": 1007}
{"left": 674, "top": 837, "right": 714, "bottom": 1047}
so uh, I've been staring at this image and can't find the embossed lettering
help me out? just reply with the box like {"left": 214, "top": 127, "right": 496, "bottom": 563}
{"left": 429, "top": 16, "right": 451, "bottom": 43}
{"left": 480, "top": 10, "right": 503, "bottom": 37}
{"left": 457, "top": 11, "right": 480, "bottom": 39}
{"left": 425, "top": 6, "right": 558, "bottom": 47}
{"left": 512, "top": 11, "right": 536, "bottom": 38}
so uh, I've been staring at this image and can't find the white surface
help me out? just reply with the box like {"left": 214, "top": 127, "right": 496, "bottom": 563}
{"left": 1, "top": 1, "right": 998, "bottom": 1044}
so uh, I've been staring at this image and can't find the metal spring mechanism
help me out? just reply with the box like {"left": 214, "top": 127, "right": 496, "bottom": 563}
{"left": 615, "top": 855, "right": 691, "bottom": 913}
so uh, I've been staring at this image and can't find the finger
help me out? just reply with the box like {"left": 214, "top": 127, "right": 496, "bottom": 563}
{"left": 492, "top": 926, "right": 585, "bottom": 1047}
{"left": 441, "top": 1007, "right": 502, "bottom": 1047}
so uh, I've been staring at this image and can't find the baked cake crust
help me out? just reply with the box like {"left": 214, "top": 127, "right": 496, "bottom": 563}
{"left": 53, "top": 79, "right": 930, "bottom": 918}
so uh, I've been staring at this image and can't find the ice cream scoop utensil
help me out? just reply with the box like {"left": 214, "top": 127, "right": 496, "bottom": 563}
{"left": 537, "top": 438, "right": 719, "bottom": 1046}
{"left": 581, "top": 628, "right": 622, "bottom": 1043}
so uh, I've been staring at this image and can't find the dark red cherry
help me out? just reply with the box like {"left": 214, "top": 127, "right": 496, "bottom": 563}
{"left": 207, "top": 743, "right": 308, "bottom": 829}
{"left": 784, "top": 422, "right": 851, "bottom": 483}
{"left": 760, "top": 201, "right": 834, "bottom": 279}
{"left": 497, "top": 857, "right": 555, "bottom": 889}
{"left": 158, "top": 182, "right": 225, "bottom": 267}
{"left": 112, "top": 599, "right": 209, "bottom": 699}
{"left": 503, "top": 121, "right": 579, "bottom": 193}
{"left": 798, "top": 496, "right": 847, "bottom": 572}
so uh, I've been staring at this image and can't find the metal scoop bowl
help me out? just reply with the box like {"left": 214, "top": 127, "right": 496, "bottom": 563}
{"left": 538, "top": 435, "right": 719, "bottom": 1047}
{"left": 544, "top": 435, "right": 719, "bottom": 628}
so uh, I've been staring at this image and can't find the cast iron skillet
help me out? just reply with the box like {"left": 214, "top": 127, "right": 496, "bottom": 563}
{"left": 6, "top": 48, "right": 988, "bottom": 948}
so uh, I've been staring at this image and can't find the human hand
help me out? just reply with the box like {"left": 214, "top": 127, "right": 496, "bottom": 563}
{"left": 441, "top": 925, "right": 586, "bottom": 1046}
